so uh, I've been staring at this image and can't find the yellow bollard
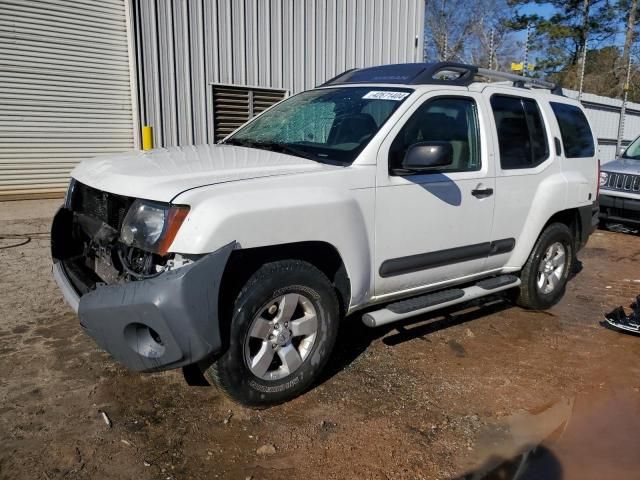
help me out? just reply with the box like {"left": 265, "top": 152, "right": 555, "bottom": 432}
{"left": 142, "top": 125, "right": 153, "bottom": 150}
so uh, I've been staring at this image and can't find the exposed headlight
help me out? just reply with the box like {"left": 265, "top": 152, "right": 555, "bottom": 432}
{"left": 120, "top": 199, "right": 189, "bottom": 255}
{"left": 599, "top": 171, "right": 609, "bottom": 186}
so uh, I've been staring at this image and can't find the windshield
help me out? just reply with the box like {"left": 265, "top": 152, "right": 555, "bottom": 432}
{"left": 224, "top": 87, "right": 413, "bottom": 164}
{"left": 622, "top": 135, "right": 640, "bottom": 160}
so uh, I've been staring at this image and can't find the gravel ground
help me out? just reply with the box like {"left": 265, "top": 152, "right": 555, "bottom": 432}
{"left": 1, "top": 201, "right": 640, "bottom": 479}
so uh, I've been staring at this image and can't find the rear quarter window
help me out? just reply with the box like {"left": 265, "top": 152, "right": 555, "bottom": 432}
{"left": 550, "top": 102, "right": 595, "bottom": 158}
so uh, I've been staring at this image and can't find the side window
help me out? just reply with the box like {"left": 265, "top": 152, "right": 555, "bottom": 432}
{"left": 624, "top": 136, "right": 640, "bottom": 159}
{"left": 550, "top": 102, "right": 595, "bottom": 158}
{"left": 491, "top": 95, "right": 549, "bottom": 169}
{"left": 389, "top": 97, "right": 481, "bottom": 173}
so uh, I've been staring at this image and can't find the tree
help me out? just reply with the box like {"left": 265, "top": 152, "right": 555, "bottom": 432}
{"left": 618, "top": 0, "right": 638, "bottom": 96}
{"left": 506, "top": 0, "right": 618, "bottom": 88}
{"left": 556, "top": 46, "right": 622, "bottom": 97}
{"left": 424, "top": 0, "right": 521, "bottom": 69}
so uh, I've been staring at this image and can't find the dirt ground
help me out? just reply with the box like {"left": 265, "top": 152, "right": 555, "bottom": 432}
{"left": 2, "top": 200, "right": 640, "bottom": 480}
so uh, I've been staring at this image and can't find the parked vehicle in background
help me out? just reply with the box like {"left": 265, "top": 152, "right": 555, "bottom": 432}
{"left": 599, "top": 135, "right": 640, "bottom": 227}
{"left": 51, "top": 62, "right": 599, "bottom": 407}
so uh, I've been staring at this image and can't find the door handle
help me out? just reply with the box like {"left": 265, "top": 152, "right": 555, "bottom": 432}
{"left": 471, "top": 187, "right": 493, "bottom": 198}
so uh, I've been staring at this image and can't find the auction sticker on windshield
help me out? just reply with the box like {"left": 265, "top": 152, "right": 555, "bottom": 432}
{"left": 362, "top": 91, "right": 411, "bottom": 101}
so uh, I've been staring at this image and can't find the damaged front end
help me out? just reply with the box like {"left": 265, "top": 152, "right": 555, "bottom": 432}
{"left": 51, "top": 181, "right": 234, "bottom": 372}
{"left": 52, "top": 181, "right": 189, "bottom": 291}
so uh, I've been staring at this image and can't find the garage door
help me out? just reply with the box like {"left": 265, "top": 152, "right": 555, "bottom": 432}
{"left": 0, "top": 0, "right": 135, "bottom": 199}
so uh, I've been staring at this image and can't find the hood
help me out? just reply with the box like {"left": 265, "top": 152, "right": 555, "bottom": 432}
{"left": 71, "top": 144, "right": 338, "bottom": 202}
{"left": 601, "top": 157, "right": 640, "bottom": 176}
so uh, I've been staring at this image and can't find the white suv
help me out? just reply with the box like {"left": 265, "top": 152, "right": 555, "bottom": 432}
{"left": 51, "top": 62, "right": 599, "bottom": 406}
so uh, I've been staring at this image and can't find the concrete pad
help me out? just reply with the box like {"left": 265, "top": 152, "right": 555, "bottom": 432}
{"left": 0, "top": 199, "right": 62, "bottom": 222}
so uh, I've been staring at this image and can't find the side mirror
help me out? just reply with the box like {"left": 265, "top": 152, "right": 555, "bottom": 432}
{"left": 401, "top": 141, "right": 453, "bottom": 171}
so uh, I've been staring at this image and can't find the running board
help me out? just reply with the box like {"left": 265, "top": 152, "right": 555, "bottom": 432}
{"left": 362, "top": 275, "right": 521, "bottom": 328}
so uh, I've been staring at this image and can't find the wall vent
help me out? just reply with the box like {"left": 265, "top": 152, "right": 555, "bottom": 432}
{"left": 212, "top": 84, "right": 287, "bottom": 142}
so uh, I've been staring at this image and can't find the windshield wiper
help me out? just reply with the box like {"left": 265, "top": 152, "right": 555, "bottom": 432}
{"left": 221, "top": 138, "right": 254, "bottom": 148}
{"left": 222, "top": 138, "right": 320, "bottom": 162}
{"left": 257, "top": 142, "right": 319, "bottom": 161}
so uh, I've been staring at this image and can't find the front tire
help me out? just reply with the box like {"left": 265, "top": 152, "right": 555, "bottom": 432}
{"left": 205, "top": 260, "right": 339, "bottom": 407}
{"left": 516, "top": 222, "right": 574, "bottom": 310}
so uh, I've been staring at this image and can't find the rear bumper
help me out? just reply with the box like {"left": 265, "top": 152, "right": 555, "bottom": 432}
{"left": 51, "top": 208, "right": 235, "bottom": 372}
{"left": 578, "top": 202, "right": 599, "bottom": 250}
{"left": 599, "top": 194, "right": 640, "bottom": 226}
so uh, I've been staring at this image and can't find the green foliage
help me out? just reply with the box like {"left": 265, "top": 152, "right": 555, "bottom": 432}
{"left": 424, "top": 0, "right": 637, "bottom": 99}
{"left": 508, "top": 0, "right": 617, "bottom": 75}
{"left": 504, "top": 0, "right": 635, "bottom": 97}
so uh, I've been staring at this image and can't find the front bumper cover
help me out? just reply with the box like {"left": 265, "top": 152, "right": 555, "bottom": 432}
{"left": 52, "top": 206, "right": 234, "bottom": 372}
{"left": 599, "top": 194, "right": 640, "bottom": 225}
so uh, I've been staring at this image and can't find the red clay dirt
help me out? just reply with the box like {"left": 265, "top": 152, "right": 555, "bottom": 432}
{"left": 1, "top": 205, "right": 640, "bottom": 479}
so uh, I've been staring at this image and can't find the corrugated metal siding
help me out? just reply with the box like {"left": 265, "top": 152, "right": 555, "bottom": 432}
{"left": 564, "top": 89, "right": 640, "bottom": 162}
{"left": 134, "top": 0, "right": 425, "bottom": 148}
{"left": 0, "top": 0, "right": 135, "bottom": 198}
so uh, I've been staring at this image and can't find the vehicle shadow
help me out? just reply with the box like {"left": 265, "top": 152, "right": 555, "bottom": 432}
{"left": 569, "top": 258, "right": 583, "bottom": 280}
{"left": 409, "top": 173, "right": 462, "bottom": 206}
{"left": 183, "top": 294, "right": 515, "bottom": 389}
{"left": 317, "top": 296, "right": 514, "bottom": 387}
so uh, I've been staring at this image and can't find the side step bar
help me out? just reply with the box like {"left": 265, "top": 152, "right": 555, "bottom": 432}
{"left": 362, "top": 275, "right": 521, "bottom": 328}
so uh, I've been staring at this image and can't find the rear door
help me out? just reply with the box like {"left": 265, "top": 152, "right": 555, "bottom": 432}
{"left": 374, "top": 90, "right": 497, "bottom": 297}
{"left": 481, "top": 89, "right": 558, "bottom": 271}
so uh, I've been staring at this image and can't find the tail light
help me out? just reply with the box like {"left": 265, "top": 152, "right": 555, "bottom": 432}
{"left": 596, "top": 159, "right": 601, "bottom": 200}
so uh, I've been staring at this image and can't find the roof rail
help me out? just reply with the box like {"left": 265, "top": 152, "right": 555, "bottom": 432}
{"left": 320, "top": 62, "right": 563, "bottom": 95}
{"left": 476, "top": 67, "right": 562, "bottom": 95}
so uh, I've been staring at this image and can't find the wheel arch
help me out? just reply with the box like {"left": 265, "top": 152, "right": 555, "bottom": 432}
{"left": 506, "top": 204, "right": 586, "bottom": 271}
{"left": 218, "top": 241, "right": 351, "bottom": 321}
{"left": 543, "top": 208, "right": 581, "bottom": 250}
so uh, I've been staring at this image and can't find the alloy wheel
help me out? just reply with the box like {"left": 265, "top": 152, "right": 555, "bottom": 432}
{"left": 244, "top": 293, "right": 318, "bottom": 381}
{"left": 536, "top": 242, "right": 567, "bottom": 295}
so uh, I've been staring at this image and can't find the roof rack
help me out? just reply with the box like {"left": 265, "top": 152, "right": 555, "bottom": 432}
{"left": 476, "top": 67, "right": 562, "bottom": 94}
{"left": 320, "top": 62, "right": 563, "bottom": 95}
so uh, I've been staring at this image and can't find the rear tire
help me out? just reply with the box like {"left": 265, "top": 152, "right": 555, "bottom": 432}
{"left": 205, "top": 260, "right": 339, "bottom": 407}
{"left": 516, "top": 222, "right": 574, "bottom": 310}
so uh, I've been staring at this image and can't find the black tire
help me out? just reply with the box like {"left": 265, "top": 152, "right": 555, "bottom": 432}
{"left": 205, "top": 260, "right": 339, "bottom": 407}
{"left": 516, "top": 222, "right": 575, "bottom": 310}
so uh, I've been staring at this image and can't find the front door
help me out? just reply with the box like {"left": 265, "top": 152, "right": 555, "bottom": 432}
{"left": 374, "top": 92, "right": 497, "bottom": 297}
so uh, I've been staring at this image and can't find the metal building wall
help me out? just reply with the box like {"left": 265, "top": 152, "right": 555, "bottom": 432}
{"left": 564, "top": 89, "right": 640, "bottom": 162}
{"left": 133, "top": 0, "right": 425, "bottom": 148}
{"left": 0, "top": 0, "right": 136, "bottom": 199}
